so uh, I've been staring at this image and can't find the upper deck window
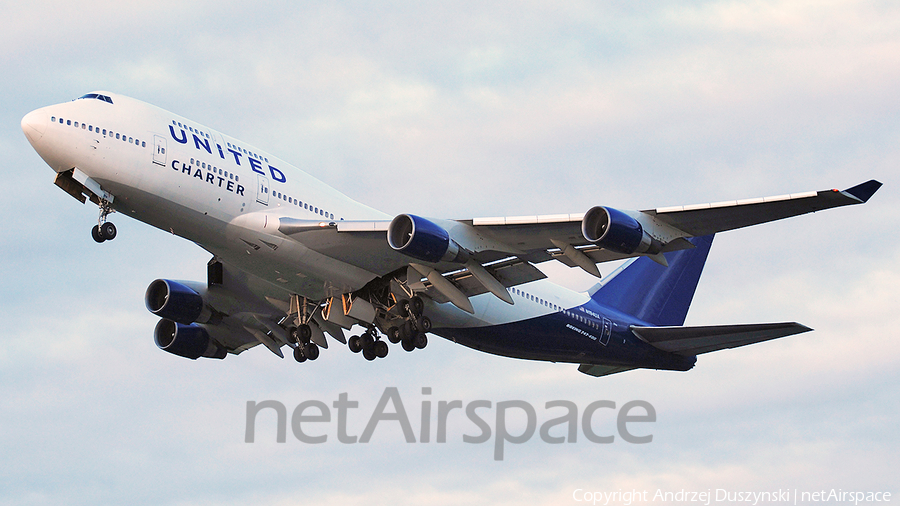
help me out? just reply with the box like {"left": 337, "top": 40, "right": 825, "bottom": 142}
{"left": 77, "top": 93, "right": 113, "bottom": 104}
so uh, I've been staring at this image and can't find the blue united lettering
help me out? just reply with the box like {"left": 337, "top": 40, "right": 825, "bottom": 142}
{"left": 169, "top": 123, "right": 287, "bottom": 184}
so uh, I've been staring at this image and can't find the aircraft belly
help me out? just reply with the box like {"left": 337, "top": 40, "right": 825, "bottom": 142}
{"left": 431, "top": 302, "right": 695, "bottom": 370}
{"left": 223, "top": 215, "right": 379, "bottom": 299}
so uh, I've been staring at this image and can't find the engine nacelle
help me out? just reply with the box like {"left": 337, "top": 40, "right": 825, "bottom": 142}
{"left": 145, "top": 279, "right": 211, "bottom": 324}
{"left": 582, "top": 206, "right": 660, "bottom": 255}
{"left": 387, "top": 214, "right": 468, "bottom": 263}
{"left": 154, "top": 320, "right": 226, "bottom": 360}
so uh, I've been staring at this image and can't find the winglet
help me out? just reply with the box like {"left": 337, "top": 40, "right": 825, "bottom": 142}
{"left": 843, "top": 180, "right": 882, "bottom": 203}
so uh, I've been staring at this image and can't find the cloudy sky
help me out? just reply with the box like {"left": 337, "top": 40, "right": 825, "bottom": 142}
{"left": 2, "top": 1, "right": 898, "bottom": 504}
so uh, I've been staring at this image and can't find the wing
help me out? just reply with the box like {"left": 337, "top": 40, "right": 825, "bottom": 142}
{"left": 642, "top": 179, "right": 883, "bottom": 236}
{"left": 277, "top": 180, "right": 880, "bottom": 312}
{"left": 155, "top": 259, "right": 350, "bottom": 360}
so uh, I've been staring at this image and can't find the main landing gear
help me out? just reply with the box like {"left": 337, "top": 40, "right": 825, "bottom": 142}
{"left": 289, "top": 323, "right": 320, "bottom": 363}
{"left": 92, "top": 199, "right": 116, "bottom": 243}
{"left": 347, "top": 295, "right": 431, "bottom": 361}
{"left": 348, "top": 329, "right": 389, "bottom": 361}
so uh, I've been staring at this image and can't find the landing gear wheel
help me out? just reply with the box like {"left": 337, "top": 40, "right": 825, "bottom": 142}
{"left": 397, "top": 299, "right": 410, "bottom": 317}
{"left": 374, "top": 340, "right": 388, "bottom": 358}
{"left": 387, "top": 326, "right": 401, "bottom": 344}
{"left": 410, "top": 296, "right": 424, "bottom": 317}
{"left": 401, "top": 335, "right": 416, "bottom": 352}
{"left": 91, "top": 225, "right": 105, "bottom": 243}
{"left": 299, "top": 324, "right": 312, "bottom": 342}
{"left": 293, "top": 346, "right": 307, "bottom": 362}
{"left": 304, "top": 342, "right": 319, "bottom": 361}
{"left": 348, "top": 336, "right": 362, "bottom": 353}
{"left": 414, "top": 333, "right": 428, "bottom": 350}
{"left": 363, "top": 347, "right": 377, "bottom": 361}
{"left": 99, "top": 222, "right": 117, "bottom": 241}
{"left": 417, "top": 316, "right": 432, "bottom": 332}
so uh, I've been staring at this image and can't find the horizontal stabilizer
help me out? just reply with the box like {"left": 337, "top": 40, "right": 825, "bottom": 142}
{"left": 631, "top": 322, "right": 812, "bottom": 356}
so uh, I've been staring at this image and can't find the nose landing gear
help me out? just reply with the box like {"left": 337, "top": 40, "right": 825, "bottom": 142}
{"left": 92, "top": 199, "right": 117, "bottom": 243}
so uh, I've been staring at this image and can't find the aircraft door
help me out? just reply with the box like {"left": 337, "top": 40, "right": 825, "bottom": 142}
{"left": 153, "top": 135, "right": 166, "bottom": 166}
{"left": 256, "top": 174, "right": 269, "bottom": 205}
{"left": 600, "top": 317, "right": 612, "bottom": 346}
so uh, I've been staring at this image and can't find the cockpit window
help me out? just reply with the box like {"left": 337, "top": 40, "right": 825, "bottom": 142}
{"left": 77, "top": 93, "right": 113, "bottom": 104}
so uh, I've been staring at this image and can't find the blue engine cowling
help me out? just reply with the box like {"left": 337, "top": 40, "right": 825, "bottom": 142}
{"left": 145, "top": 279, "right": 208, "bottom": 324}
{"left": 387, "top": 214, "right": 466, "bottom": 263}
{"left": 582, "top": 206, "right": 656, "bottom": 254}
{"left": 154, "top": 319, "right": 226, "bottom": 360}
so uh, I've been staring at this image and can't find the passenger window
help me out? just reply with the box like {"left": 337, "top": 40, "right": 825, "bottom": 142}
{"left": 129, "top": 137, "right": 133, "bottom": 143}
{"left": 82, "top": 124, "right": 86, "bottom": 129}
{"left": 67, "top": 120, "right": 71, "bottom": 126}
{"left": 88, "top": 126, "right": 93, "bottom": 132}
{"left": 116, "top": 133, "right": 120, "bottom": 139}
{"left": 74, "top": 122, "right": 79, "bottom": 127}
{"left": 51, "top": 116, "right": 56, "bottom": 122}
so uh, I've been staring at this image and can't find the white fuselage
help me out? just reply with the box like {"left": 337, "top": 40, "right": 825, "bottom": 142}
{"left": 22, "top": 92, "right": 589, "bottom": 331}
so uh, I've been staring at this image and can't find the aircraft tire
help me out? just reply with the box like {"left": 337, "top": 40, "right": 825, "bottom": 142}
{"left": 304, "top": 343, "right": 319, "bottom": 360}
{"left": 299, "top": 324, "right": 312, "bottom": 342}
{"left": 410, "top": 296, "right": 424, "bottom": 316}
{"left": 375, "top": 340, "right": 388, "bottom": 358}
{"left": 293, "top": 346, "right": 307, "bottom": 362}
{"left": 387, "top": 326, "right": 401, "bottom": 344}
{"left": 91, "top": 225, "right": 105, "bottom": 243}
{"left": 401, "top": 335, "right": 415, "bottom": 352}
{"left": 348, "top": 336, "right": 362, "bottom": 353}
{"left": 100, "top": 222, "right": 117, "bottom": 241}
{"left": 363, "top": 347, "right": 376, "bottom": 361}
{"left": 415, "top": 333, "right": 427, "bottom": 349}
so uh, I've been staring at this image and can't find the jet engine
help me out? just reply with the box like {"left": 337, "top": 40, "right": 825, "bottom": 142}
{"left": 154, "top": 319, "right": 226, "bottom": 360}
{"left": 388, "top": 214, "right": 468, "bottom": 263}
{"left": 145, "top": 279, "right": 212, "bottom": 324}
{"left": 582, "top": 206, "right": 662, "bottom": 255}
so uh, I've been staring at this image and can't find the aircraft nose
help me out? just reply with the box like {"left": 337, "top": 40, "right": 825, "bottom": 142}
{"left": 21, "top": 108, "right": 48, "bottom": 145}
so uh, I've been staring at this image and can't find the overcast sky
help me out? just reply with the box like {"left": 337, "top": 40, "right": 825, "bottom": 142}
{"left": 1, "top": 1, "right": 898, "bottom": 505}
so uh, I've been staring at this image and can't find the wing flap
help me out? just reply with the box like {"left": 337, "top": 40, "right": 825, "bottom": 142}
{"left": 577, "top": 364, "right": 639, "bottom": 377}
{"left": 631, "top": 322, "right": 813, "bottom": 356}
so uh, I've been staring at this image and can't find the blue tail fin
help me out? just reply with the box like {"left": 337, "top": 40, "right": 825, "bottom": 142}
{"left": 591, "top": 235, "right": 714, "bottom": 326}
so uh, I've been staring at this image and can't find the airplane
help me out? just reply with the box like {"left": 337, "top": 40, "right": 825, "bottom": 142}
{"left": 21, "top": 91, "right": 882, "bottom": 377}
